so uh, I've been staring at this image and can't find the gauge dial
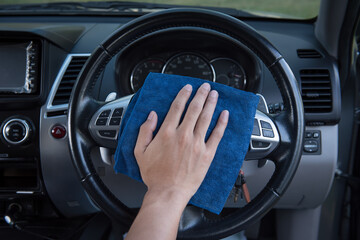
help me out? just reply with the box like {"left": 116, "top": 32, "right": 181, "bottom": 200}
{"left": 163, "top": 53, "right": 214, "bottom": 81}
{"left": 211, "top": 58, "right": 246, "bottom": 90}
{"left": 130, "top": 59, "right": 164, "bottom": 92}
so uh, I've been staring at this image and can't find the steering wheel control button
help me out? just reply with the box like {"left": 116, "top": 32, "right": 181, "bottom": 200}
{"left": 260, "top": 120, "right": 272, "bottom": 130}
{"left": 109, "top": 118, "right": 121, "bottom": 126}
{"left": 313, "top": 132, "right": 320, "bottom": 138}
{"left": 3, "top": 119, "right": 31, "bottom": 145}
{"left": 99, "top": 110, "right": 111, "bottom": 118}
{"left": 51, "top": 125, "right": 66, "bottom": 139}
{"left": 262, "top": 129, "right": 274, "bottom": 138}
{"left": 96, "top": 118, "right": 107, "bottom": 126}
{"left": 252, "top": 140, "right": 270, "bottom": 148}
{"left": 252, "top": 119, "right": 260, "bottom": 136}
{"left": 268, "top": 105, "right": 274, "bottom": 114}
{"left": 98, "top": 130, "right": 117, "bottom": 138}
{"left": 267, "top": 102, "right": 284, "bottom": 114}
{"left": 303, "top": 140, "right": 318, "bottom": 153}
{"left": 112, "top": 108, "right": 123, "bottom": 117}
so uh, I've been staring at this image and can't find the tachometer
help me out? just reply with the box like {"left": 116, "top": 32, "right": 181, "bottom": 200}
{"left": 163, "top": 53, "right": 214, "bottom": 81}
{"left": 210, "top": 58, "right": 246, "bottom": 90}
{"left": 130, "top": 59, "right": 164, "bottom": 92}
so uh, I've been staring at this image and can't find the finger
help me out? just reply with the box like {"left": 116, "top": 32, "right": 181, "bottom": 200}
{"left": 194, "top": 90, "right": 218, "bottom": 139}
{"left": 180, "top": 83, "right": 211, "bottom": 131}
{"left": 206, "top": 110, "right": 229, "bottom": 151}
{"left": 134, "top": 111, "right": 158, "bottom": 156}
{"left": 161, "top": 84, "right": 192, "bottom": 129}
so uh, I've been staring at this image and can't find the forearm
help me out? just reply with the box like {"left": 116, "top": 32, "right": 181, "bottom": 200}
{"left": 125, "top": 188, "right": 190, "bottom": 240}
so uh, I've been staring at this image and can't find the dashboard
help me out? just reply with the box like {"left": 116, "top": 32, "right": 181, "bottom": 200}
{"left": 0, "top": 14, "right": 341, "bottom": 221}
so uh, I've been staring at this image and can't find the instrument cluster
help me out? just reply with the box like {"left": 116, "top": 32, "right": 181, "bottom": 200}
{"left": 115, "top": 31, "right": 262, "bottom": 95}
{"left": 129, "top": 52, "right": 247, "bottom": 93}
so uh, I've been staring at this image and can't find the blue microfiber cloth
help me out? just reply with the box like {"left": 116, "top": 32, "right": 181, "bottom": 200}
{"left": 114, "top": 73, "right": 259, "bottom": 214}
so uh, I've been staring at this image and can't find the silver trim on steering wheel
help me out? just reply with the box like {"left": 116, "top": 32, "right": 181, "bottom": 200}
{"left": 245, "top": 110, "right": 280, "bottom": 160}
{"left": 88, "top": 95, "right": 134, "bottom": 149}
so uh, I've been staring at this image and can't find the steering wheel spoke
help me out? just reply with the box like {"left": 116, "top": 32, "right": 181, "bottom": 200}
{"left": 88, "top": 94, "right": 134, "bottom": 149}
{"left": 246, "top": 110, "right": 280, "bottom": 160}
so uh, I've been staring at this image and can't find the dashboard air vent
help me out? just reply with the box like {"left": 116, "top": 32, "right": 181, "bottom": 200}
{"left": 300, "top": 69, "right": 332, "bottom": 113}
{"left": 297, "top": 49, "right": 322, "bottom": 58}
{"left": 52, "top": 56, "right": 89, "bottom": 105}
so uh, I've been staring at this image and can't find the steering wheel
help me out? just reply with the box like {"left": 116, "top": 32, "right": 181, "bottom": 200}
{"left": 68, "top": 8, "right": 304, "bottom": 239}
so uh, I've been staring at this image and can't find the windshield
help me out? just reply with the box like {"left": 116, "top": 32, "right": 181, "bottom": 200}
{"left": 0, "top": 0, "right": 321, "bottom": 19}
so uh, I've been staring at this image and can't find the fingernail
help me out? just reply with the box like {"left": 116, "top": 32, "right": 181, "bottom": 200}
{"left": 222, "top": 110, "right": 229, "bottom": 121}
{"left": 201, "top": 83, "right": 211, "bottom": 91}
{"left": 184, "top": 84, "right": 192, "bottom": 92}
{"left": 209, "top": 90, "right": 218, "bottom": 98}
{"left": 148, "top": 111, "right": 155, "bottom": 120}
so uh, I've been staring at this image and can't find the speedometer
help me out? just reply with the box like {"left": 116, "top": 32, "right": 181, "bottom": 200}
{"left": 210, "top": 58, "right": 246, "bottom": 90}
{"left": 130, "top": 59, "right": 164, "bottom": 92}
{"left": 163, "top": 53, "right": 214, "bottom": 81}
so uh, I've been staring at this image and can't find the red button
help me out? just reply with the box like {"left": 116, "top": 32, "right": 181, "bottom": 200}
{"left": 51, "top": 125, "right": 66, "bottom": 139}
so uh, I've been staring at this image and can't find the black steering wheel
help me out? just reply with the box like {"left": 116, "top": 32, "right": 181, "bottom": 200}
{"left": 68, "top": 8, "right": 304, "bottom": 240}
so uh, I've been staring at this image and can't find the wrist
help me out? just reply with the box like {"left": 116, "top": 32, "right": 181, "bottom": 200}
{"left": 144, "top": 187, "right": 192, "bottom": 209}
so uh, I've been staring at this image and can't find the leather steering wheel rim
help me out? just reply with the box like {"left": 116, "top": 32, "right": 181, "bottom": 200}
{"left": 68, "top": 8, "right": 304, "bottom": 239}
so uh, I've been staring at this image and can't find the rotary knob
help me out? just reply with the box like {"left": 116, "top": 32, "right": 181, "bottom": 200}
{"left": 2, "top": 119, "right": 31, "bottom": 145}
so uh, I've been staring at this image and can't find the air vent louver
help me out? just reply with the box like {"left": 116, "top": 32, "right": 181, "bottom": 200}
{"left": 300, "top": 69, "right": 332, "bottom": 113}
{"left": 52, "top": 56, "right": 89, "bottom": 105}
{"left": 297, "top": 49, "right": 322, "bottom": 58}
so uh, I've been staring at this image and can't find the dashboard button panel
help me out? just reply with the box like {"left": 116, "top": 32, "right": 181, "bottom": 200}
{"left": 303, "top": 130, "right": 321, "bottom": 155}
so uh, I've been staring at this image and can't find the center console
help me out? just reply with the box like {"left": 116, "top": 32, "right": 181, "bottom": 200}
{"left": 0, "top": 35, "right": 43, "bottom": 197}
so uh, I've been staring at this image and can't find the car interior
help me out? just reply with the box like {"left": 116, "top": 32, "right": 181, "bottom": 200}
{"left": 0, "top": 0, "right": 359, "bottom": 239}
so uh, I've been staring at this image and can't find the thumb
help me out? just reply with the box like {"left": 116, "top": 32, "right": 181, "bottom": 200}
{"left": 134, "top": 111, "right": 158, "bottom": 156}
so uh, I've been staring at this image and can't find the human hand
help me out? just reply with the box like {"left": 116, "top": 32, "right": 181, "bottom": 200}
{"left": 134, "top": 82, "right": 229, "bottom": 202}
